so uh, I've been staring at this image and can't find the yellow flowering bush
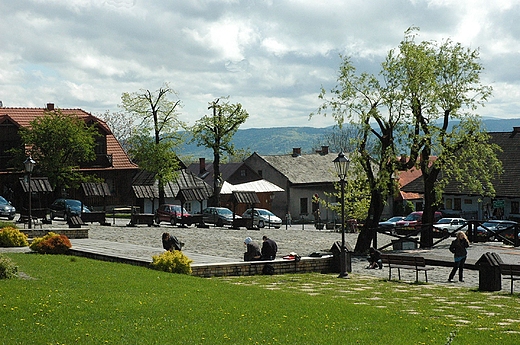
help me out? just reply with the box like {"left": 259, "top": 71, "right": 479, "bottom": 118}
{"left": 0, "top": 255, "right": 18, "bottom": 279}
{"left": 0, "top": 226, "right": 28, "bottom": 247}
{"left": 30, "top": 232, "right": 72, "bottom": 254}
{"left": 150, "top": 250, "right": 192, "bottom": 275}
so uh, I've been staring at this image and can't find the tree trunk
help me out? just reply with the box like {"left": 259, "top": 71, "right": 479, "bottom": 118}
{"left": 419, "top": 170, "right": 439, "bottom": 248}
{"left": 354, "top": 190, "right": 384, "bottom": 253}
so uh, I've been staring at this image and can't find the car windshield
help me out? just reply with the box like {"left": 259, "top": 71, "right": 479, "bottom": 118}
{"left": 66, "top": 200, "right": 82, "bottom": 207}
{"left": 258, "top": 209, "right": 275, "bottom": 216}
{"left": 0, "top": 196, "right": 8, "bottom": 205}
{"left": 436, "top": 219, "right": 452, "bottom": 224}
{"left": 217, "top": 208, "right": 233, "bottom": 216}
{"left": 404, "top": 213, "right": 421, "bottom": 221}
{"left": 387, "top": 217, "right": 402, "bottom": 222}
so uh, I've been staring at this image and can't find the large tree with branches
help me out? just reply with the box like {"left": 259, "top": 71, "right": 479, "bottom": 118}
{"left": 190, "top": 97, "right": 249, "bottom": 206}
{"left": 121, "top": 83, "right": 184, "bottom": 205}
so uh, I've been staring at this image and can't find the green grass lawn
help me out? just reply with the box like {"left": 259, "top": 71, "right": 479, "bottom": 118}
{"left": 1, "top": 253, "right": 519, "bottom": 344}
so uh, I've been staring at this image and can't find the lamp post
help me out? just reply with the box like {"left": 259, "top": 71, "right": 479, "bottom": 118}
{"left": 24, "top": 156, "right": 36, "bottom": 229}
{"left": 333, "top": 151, "right": 350, "bottom": 278}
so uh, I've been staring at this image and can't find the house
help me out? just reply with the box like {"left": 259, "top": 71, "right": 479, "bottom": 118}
{"left": 0, "top": 103, "right": 138, "bottom": 210}
{"left": 186, "top": 158, "right": 285, "bottom": 215}
{"left": 401, "top": 128, "right": 520, "bottom": 221}
{"left": 243, "top": 147, "right": 340, "bottom": 222}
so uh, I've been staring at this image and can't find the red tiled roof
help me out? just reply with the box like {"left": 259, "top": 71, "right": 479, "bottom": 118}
{"left": 0, "top": 106, "right": 137, "bottom": 171}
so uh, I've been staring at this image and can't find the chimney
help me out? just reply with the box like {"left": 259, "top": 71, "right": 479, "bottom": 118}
{"left": 199, "top": 158, "right": 206, "bottom": 174}
{"left": 46, "top": 103, "right": 55, "bottom": 111}
{"left": 321, "top": 146, "right": 329, "bottom": 155}
{"left": 292, "top": 148, "right": 301, "bottom": 157}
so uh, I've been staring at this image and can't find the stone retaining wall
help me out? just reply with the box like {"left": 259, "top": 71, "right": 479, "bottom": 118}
{"left": 191, "top": 256, "right": 334, "bottom": 278}
{"left": 20, "top": 228, "right": 89, "bottom": 239}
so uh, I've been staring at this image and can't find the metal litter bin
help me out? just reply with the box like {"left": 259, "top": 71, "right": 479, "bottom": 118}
{"left": 476, "top": 252, "right": 503, "bottom": 291}
{"left": 330, "top": 241, "right": 353, "bottom": 273}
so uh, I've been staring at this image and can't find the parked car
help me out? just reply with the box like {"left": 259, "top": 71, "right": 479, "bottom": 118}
{"left": 378, "top": 216, "right": 405, "bottom": 233}
{"left": 242, "top": 208, "right": 282, "bottom": 229}
{"left": 201, "top": 207, "right": 239, "bottom": 227}
{"left": 395, "top": 211, "right": 443, "bottom": 233}
{"left": 0, "top": 196, "right": 16, "bottom": 220}
{"left": 50, "top": 199, "right": 90, "bottom": 221}
{"left": 432, "top": 218, "right": 467, "bottom": 237}
{"left": 155, "top": 204, "right": 191, "bottom": 226}
{"left": 475, "top": 220, "right": 518, "bottom": 241}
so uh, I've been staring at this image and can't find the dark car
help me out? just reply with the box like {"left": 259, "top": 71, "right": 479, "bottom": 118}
{"left": 378, "top": 216, "right": 405, "bottom": 233}
{"left": 0, "top": 196, "right": 16, "bottom": 220}
{"left": 155, "top": 204, "right": 191, "bottom": 226}
{"left": 50, "top": 199, "right": 90, "bottom": 220}
{"left": 201, "top": 207, "right": 239, "bottom": 227}
{"left": 476, "top": 220, "right": 518, "bottom": 241}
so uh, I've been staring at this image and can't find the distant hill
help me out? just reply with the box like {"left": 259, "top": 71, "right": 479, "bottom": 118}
{"left": 179, "top": 118, "right": 520, "bottom": 161}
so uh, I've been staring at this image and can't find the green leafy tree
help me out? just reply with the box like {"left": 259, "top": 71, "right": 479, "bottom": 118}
{"left": 17, "top": 110, "right": 99, "bottom": 193}
{"left": 314, "top": 27, "right": 501, "bottom": 251}
{"left": 387, "top": 28, "right": 501, "bottom": 247}
{"left": 120, "top": 84, "right": 184, "bottom": 205}
{"left": 190, "top": 97, "right": 249, "bottom": 206}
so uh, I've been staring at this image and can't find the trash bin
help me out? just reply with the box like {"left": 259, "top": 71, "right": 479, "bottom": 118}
{"left": 330, "top": 241, "right": 353, "bottom": 273}
{"left": 476, "top": 252, "right": 503, "bottom": 291}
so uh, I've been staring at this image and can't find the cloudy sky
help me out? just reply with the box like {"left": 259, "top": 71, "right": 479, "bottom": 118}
{"left": 1, "top": 0, "right": 519, "bottom": 129}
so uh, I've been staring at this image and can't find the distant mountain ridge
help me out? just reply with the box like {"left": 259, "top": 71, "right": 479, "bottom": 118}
{"left": 179, "top": 118, "right": 520, "bottom": 161}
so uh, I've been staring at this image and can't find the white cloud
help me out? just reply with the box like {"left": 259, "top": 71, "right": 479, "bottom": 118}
{"left": 0, "top": 0, "right": 518, "bottom": 128}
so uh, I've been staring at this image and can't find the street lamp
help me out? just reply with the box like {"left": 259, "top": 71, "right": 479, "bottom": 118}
{"left": 333, "top": 151, "right": 350, "bottom": 278}
{"left": 24, "top": 156, "right": 36, "bottom": 229}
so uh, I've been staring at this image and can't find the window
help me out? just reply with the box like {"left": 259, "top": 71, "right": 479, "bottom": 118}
{"left": 257, "top": 170, "right": 263, "bottom": 177}
{"left": 454, "top": 198, "right": 462, "bottom": 211}
{"left": 240, "top": 169, "right": 246, "bottom": 177}
{"left": 445, "top": 199, "right": 453, "bottom": 209}
{"left": 300, "top": 198, "right": 308, "bottom": 215}
{"left": 464, "top": 199, "right": 472, "bottom": 204}
{"left": 184, "top": 202, "right": 192, "bottom": 213}
{"left": 512, "top": 201, "right": 519, "bottom": 214}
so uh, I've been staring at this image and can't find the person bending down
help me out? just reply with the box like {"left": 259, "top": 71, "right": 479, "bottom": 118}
{"left": 162, "top": 232, "right": 183, "bottom": 252}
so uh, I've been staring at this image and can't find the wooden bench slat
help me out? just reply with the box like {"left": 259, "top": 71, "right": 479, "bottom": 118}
{"left": 500, "top": 264, "right": 520, "bottom": 294}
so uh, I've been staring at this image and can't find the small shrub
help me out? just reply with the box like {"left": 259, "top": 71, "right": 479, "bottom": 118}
{"left": 150, "top": 250, "right": 192, "bottom": 275}
{"left": 29, "top": 232, "right": 72, "bottom": 254}
{"left": 0, "top": 255, "right": 18, "bottom": 279}
{"left": 0, "top": 226, "right": 28, "bottom": 247}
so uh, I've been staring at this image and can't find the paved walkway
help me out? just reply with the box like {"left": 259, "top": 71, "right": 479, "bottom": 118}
{"left": 3, "top": 218, "right": 520, "bottom": 292}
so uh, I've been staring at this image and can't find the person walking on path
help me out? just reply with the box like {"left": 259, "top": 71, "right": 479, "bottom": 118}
{"left": 448, "top": 231, "right": 470, "bottom": 282}
{"left": 261, "top": 235, "right": 278, "bottom": 260}
{"left": 243, "top": 237, "right": 261, "bottom": 261}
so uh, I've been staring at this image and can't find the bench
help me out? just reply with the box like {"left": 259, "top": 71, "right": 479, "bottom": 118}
{"left": 500, "top": 264, "right": 520, "bottom": 294}
{"left": 381, "top": 254, "right": 435, "bottom": 282}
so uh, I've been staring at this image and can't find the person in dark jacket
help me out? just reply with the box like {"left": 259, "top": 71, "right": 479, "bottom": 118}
{"left": 162, "top": 232, "right": 183, "bottom": 252}
{"left": 243, "top": 237, "right": 261, "bottom": 261}
{"left": 261, "top": 235, "right": 278, "bottom": 260}
{"left": 367, "top": 247, "right": 383, "bottom": 269}
{"left": 448, "top": 231, "right": 470, "bottom": 282}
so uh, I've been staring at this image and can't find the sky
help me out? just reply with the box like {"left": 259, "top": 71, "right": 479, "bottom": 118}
{"left": 1, "top": 0, "right": 520, "bottom": 129}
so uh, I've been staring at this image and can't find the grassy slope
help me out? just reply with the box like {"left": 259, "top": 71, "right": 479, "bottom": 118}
{"left": 1, "top": 253, "right": 519, "bottom": 344}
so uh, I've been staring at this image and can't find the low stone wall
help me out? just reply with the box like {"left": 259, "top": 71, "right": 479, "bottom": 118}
{"left": 20, "top": 228, "right": 89, "bottom": 239}
{"left": 191, "top": 256, "right": 334, "bottom": 278}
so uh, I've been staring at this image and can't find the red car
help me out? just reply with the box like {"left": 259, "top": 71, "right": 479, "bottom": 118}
{"left": 155, "top": 204, "right": 191, "bottom": 226}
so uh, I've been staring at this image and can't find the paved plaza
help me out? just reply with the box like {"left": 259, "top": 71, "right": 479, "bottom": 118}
{"left": 3, "top": 217, "right": 520, "bottom": 292}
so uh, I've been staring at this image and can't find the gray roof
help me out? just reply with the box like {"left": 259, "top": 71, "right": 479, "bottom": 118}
{"left": 258, "top": 152, "right": 340, "bottom": 184}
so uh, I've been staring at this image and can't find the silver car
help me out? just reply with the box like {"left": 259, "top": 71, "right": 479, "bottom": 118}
{"left": 0, "top": 196, "right": 16, "bottom": 220}
{"left": 242, "top": 208, "right": 282, "bottom": 229}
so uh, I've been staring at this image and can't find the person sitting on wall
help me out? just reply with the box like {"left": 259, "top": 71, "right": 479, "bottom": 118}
{"left": 162, "top": 232, "right": 183, "bottom": 252}
{"left": 243, "top": 237, "right": 261, "bottom": 261}
{"left": 261, "top": 235, "right": 278, "bottom": 260}
{"left": 367, "top": 247, "right": 383, "bottom": 269}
